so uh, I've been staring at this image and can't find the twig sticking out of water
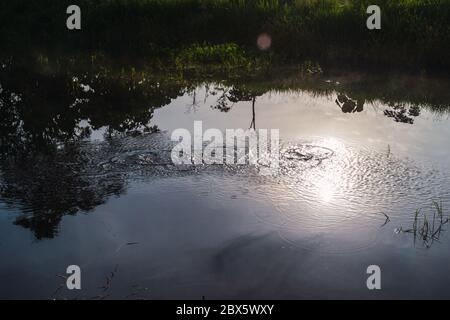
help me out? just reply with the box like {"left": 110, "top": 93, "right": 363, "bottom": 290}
{"left": 115, "top": 241, "right": 139, "bottom": 254}
{"left": 380, "top": 212, "right": 390, "bottom": 227}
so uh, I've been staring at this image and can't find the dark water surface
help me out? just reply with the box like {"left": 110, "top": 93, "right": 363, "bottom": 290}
{"left": 1, "top": 59, "right": 450, "bottom": 299}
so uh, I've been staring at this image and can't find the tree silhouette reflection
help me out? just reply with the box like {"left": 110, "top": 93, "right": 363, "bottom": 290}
{"left": 0, "top": 63, "right": 183, "bottom": 238}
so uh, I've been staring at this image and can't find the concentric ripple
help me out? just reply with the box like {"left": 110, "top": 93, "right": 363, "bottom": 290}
{"left": 247, "top": 137, "right": 450, "bottom": 254}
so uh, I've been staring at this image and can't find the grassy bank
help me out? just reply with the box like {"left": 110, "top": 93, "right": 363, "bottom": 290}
{"left": 1, "top": 0, "right": 449, "bottom": 70}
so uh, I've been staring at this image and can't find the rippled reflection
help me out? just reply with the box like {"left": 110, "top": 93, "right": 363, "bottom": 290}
{"left": 2, "top": 56, "right": 450, "bottom": 299}
{"left": 1, "top": 57, "right": 450, "bottom": 242}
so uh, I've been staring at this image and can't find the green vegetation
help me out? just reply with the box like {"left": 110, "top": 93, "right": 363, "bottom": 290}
{"left": 1, "top": 0, "right": 449, "bottom": 70}
{"left": 175, "top": 43, "right": 271, "bottom": 72}
{"left": 399, "top": 201, "right": 449, "bottom": 248}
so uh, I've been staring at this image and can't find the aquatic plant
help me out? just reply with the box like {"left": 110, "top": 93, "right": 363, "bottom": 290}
{"left": 398, "top": 200, "right": 449, "bottom": 248}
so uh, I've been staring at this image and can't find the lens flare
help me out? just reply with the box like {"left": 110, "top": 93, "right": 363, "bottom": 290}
{"left": 257, "top": 33, "right": 272, "bottom": 51}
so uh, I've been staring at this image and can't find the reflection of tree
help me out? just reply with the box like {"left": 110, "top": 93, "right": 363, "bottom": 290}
{"left": 0, "top": 63, "right": 184, "bottom": 155}
{"left": 84, "top": 77, "right": 182, "bottom": 134}
{"left": 384, "top": 103, "right": 421, "bottom": 124}
{"left": 335, "top": 93, "right": 364, "bottom": 113}
{"left": 0, "top": 63, "right": 186, "bottom": 239}
{"left": 0, "top": 69, "right": 83, "bottom": 155}
{"left": 210, "top": 85, "right": 263, "bottom": 129}
{"left": 250, "top": 96, "right": 256, "bottom": 130}
{"left": 0, "top": 146, "right": 126, "bottom": 239}
{"left": 185, "top": 89, "right": 200, "bottom": 113}
{"left": 334, "top": 92, "right": 422, "bottom": 124}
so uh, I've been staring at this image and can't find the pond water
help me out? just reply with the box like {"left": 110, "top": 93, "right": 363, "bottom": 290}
{"left": 1, "top": 60, "right": 450, "bottom": 299}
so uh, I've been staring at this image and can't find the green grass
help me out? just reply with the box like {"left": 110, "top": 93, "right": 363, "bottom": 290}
{"left": 1, "top": 0, "right": 449, "bottom": 70}
{"left": 175, "top": 43, "right": 271, "bottom": 71}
